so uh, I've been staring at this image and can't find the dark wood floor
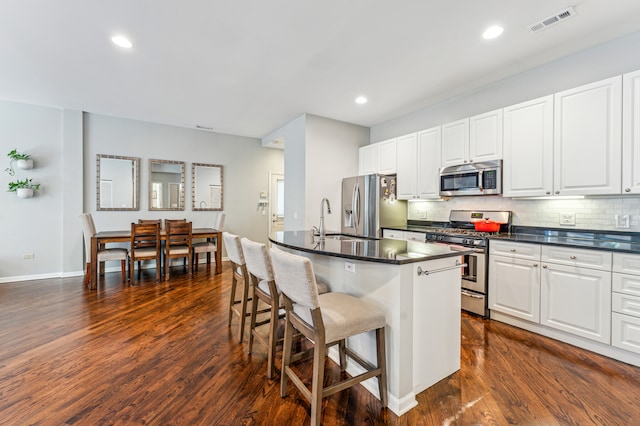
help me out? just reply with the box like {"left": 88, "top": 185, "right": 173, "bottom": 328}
{"left": 2, "top": 262, "right": 640, "bottom": 425}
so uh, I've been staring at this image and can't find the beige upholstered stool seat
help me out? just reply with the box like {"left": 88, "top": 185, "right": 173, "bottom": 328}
{"left": 270, "top": 247, "right": 388, "bottom": 426}
{"left": 293, "top": 292, "right": 385, "bottom": 344}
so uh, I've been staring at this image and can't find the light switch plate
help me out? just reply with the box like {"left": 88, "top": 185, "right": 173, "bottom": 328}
{"left": 616, "top": 214, "right": 630, "bottom": 228}
{"left": 559, "top": 212, "right": 576, "bottom": 226}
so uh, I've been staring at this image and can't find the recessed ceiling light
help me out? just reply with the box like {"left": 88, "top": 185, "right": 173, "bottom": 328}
{"left": 111, "top": 35, "right": 133, "bottom": 49}
{"left": 355, "top": 96, "right": 368, "bottom": 104}
{"left": 482, "top": 25, "right": 504, "bottom": 40}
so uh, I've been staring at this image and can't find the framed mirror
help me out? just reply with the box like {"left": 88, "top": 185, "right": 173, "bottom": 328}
{"left": 149, "top": 159, "right": 185, "bottom": 211}
{"left": 192, "top": 163, "right": 223, "bottom": 211}
{"left": 96, "top": 154, "right": 140, "bottom": 211}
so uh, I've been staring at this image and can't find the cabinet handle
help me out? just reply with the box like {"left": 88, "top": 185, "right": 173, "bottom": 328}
{"left": 555, "top": 191, "right": 560, "bottom": 195}
{"left": 626, "top": 188, "right": 631, "bottom": 193}
{"left": 533, "top": 264, "right": 538, "bottom": 267}
{"left": 543, "top": 265, "right": 548, "bottom": 269}
{"left": 510, "top": 249, "right": 516, "bottom": 252}
{"left": 570, "top": 255, "right": 577, "bottom": 260}
{"left": 546, "top": 191, "right": 551, "bottom": 195}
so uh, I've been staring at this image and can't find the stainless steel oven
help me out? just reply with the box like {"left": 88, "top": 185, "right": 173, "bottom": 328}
{"left": 420, "top": 210, "right": 511, "bottom": 317}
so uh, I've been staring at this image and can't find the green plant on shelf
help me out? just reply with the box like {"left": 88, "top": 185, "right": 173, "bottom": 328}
{"left": 5, "top": 149, "right": 33, "bottom": 176}
{"left": 8, "top": 178, "right": 40, "bottom": 192}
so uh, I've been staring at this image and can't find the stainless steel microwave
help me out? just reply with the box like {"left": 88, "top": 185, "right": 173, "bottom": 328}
{"left": 439, "top": 160, "right": 502, "bottom": 196}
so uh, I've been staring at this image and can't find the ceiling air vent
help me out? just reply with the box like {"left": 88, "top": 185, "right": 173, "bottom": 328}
{"left": 529, "top": 6, "right": 577, "bottom": 33}
{"left": 195, "top": 125, "right": 214, "bottom": 131}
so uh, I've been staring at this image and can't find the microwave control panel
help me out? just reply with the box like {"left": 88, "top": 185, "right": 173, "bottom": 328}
{"left": 483, "top": 170, "right": 498, "bottom": 189}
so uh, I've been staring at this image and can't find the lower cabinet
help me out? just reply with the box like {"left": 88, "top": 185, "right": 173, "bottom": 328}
{"left": 489, "top": 253, "right": 541, "bottom": 322}
{"left": 489, "top": 241, "right": 612, "bottom": 344}
{"left": 612, "top": 252, "right": 640, "bottom": 354}
{"left": 540, "top": 262, "right": 611, "bottom": 344}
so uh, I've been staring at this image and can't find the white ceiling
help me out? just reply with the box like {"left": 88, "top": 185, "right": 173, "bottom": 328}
{"left": 2, "top": 1, "right": 640, "bottom": 139}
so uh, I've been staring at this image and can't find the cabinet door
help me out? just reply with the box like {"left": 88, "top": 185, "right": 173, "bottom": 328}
{"left": 489, "top": 255, "right": 541, "bottom": 322}
{"left": 540, "top": 262, "right": 611, "bottom": 343}
{"left": 623, "top": 69, "right": 640, "bottom": 194}
{"left": 416, "top": 126, "right": 442, "bottom": 199}
{"left": 553, "top": 76, "right": 622, "bottom": 195}
{"left": 469, "top": 109, "right": 503, "bottom": 162}
{"left": 503, "top": 95, "right": 554, "bottom": 197}
{"left": 377, "top": 139, "right": 397, "bottom": 174}
{"left": 396, "top": 133, "right": 418, "bottom": 199}
{"left": 441, "top": 118, "right": 469, "bottom": 167}
{"left": 359, "top": 144, "right": 378, "bottom": 175}
{"left": 612, "top": 312, "right": 640, "bottom": 355}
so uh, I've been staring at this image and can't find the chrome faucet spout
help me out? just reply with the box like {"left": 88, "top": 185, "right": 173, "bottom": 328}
{"left": 319, "top": 198, "right": 331, "bottom": 238}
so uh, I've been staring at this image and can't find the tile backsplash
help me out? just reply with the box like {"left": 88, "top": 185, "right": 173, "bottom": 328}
{"left": 407, "top": 196, "right": 640, "bottom": 231}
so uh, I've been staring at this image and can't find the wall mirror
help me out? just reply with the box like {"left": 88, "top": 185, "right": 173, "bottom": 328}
{"left": 192, "top": 163, "right": 223, "bottom": 211}
{"left": 96, "top": 154, "right": 140, "bottom": 211}
{"left": 149, "top": 159, "right": 185, "bottom": 211}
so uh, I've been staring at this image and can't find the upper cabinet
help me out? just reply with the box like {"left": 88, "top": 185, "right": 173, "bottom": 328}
{"left": 553, "top": 76, "right": 622, "bottom": 196}
{"left": 441, "top": 118, "right": 469, "bottom": 167}
{"left": 358, "top": 138, "right": 397, "bottom": 175}
{"left": 441, "top": 109, "right": 502, "bottom": 167}
{"left": 623, "top": 69, "right": 640, "bottom": 194}
{"left": 396, "top": 133, "right": 418, "bottom": 199}
{"left": 503, "top": 95, "right": 554, "bottom": 197}
{"left": 397, "top": 128, "right": 442, "bottom": 200}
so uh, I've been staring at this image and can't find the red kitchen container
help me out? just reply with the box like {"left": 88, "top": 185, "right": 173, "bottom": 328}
{"left": 473, "top": 219, "right": 501, "bottom": 232}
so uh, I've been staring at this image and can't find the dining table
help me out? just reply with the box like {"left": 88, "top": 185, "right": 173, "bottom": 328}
{"left": 89, "top": 227, "right": 222, "bottom": 289}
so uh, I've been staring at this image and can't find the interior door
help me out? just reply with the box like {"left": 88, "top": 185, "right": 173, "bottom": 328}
{"left": 269, "top": 172, "right": 284, "bottom": 236}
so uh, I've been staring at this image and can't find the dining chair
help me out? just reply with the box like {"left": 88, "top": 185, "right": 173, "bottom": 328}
{"left": 269, "top": 248, "right": 388, "bottom": 426}
{"left": 129, "top": 221, "right": 162, "bottom": 283}
{"left": 79, "top": 213, "right": 128, "bottom": 285}
{"left": 163, "top": 220, "right": 193, "bottom": 280}
{"left": 222, "top": 232, "right": 252, "bottom": 343}
{"left": 192, "top": 213, "right": 225, "bottom": 271}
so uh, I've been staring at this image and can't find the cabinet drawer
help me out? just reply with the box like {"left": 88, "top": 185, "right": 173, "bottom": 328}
{"left": 541, "top": 246, "right": 612, "bottom": 271}
{"left": 382, "top": 229, "right": 404, "bottom": 240}
{"left": 612, "top": 292, "right": 640, "bottom": 318}
{"left": 404, "top": 231, "right": 425, "bottom": 242}
{"left": 489, "top": 240, "right": 540, "bottom": 260}
{"left": 612, "top": 273, "right": 640, "bottom": 297}
{"left": 612, "top": 312, "right": 640, "bottom": 355}
{"left": 613, "top": 252, "right": 640, "bottom": 275}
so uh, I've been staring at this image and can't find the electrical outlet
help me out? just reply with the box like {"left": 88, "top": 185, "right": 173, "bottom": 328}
{"left": 23, "top": 253, "right": 35, "bottom": 259}
{"left": 345, "top": 262, "right": 355, "bottom": 273}
{"left": 616, "top": 214, "right": 630, "bottom": 228}
{"left": 559, "top": 212, "right": 576, "bottom": 226}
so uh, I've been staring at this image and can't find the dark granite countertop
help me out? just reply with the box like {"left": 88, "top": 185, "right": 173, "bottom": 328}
{"left": 488, "top": 226, "right": 640, "bottom": 254}
{"left": 269, "top": 230, "right": 471, "bottom": 265}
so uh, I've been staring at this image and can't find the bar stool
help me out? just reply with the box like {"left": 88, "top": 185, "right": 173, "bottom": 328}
{"left": 222, "top": 232, "right": 252, "bottom": 343}
{"left": 269, "top": 248, "right": 388, "bottom": 426}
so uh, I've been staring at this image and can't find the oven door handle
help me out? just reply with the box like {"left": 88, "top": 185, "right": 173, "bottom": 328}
{"left": 434, "top": 242, "right": 485, "bottom": 254}
{"left": 461, "top": 289, "right": 484, "bottom": 299}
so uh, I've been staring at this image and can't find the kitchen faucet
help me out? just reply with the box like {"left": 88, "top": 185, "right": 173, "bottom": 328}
{"left": 319, "top": 198, "right": 331, "bottom": 238}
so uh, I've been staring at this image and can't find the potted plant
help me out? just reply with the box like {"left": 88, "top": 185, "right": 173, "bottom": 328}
{"left": 8, "top": 178, "right": 41, "bottom": 199}
{"left": 5, "top": 149, "right": 33, "bottom": 176}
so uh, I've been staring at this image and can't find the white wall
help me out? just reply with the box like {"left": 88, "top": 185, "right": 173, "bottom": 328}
{"left": 0, "top": 101, "right": 65, "bottom": 280}
{"left": 263, "top": 113, "right": 369, "bottom": 232}
{"left": 374, "top": 30, "right": 640, "bottom": 232}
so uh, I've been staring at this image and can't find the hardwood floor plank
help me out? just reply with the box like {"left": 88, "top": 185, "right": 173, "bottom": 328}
{"left": 2, "top": 264, "right": 640, "bottom": 425}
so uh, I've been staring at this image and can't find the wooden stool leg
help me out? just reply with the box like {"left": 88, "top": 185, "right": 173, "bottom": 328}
{"left": 376, "top": 327, "right": 388, "bottom": 407}
{"left": 338, "top": 339, "right": 347, "bottom": 371}
{"left": 84, "top": 263, "right": 90, "bottom": 286}
{"left": 266, "top": 296, "right": 279, "bottom": 379}
{"left": 248, "top": 286, "right": 259, "bottom": 354}
{"left": 228, "top": 268, "right": 238, "bottom": 327}
{"left": 310, "top": 339, "right": 326, "bottom": 426}
{"left": 120, "top": 260, "right": 126, "bottom": 281}
{"left": 280, "top": 309, "right": 294, "bottom": 397}
{"left": 238, "top": 273, "right": 250, "bottom": 343}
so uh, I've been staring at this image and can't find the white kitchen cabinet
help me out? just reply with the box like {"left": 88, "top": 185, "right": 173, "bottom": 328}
{"left": 382, "top": 229, "right": 404, "bottom": 240}
{"left": 540, "top": 258, "right": 611, "bottom": 344}
{"left": 403, "top": 231, "right": 426, "bottom": 242}
{"left": 502, "top": 95, "right": 554, "bottom": 197}
{"left": 469, "top": 109, "right": 503, "bottom": 163}
{"left": 623, "top": 69, "right": 640, "bottom": 194}
{"left": 612, "top": 252, "right": 640, "bottom": 354}
{"left": 553, "top": 76, "right": 622, "bottom": 195}
{"left": 489, "top": 247, "right": 541, "bottom": 323}
{"left": 396, "top": 133, "right": 418, "bottom": 199}
{"left": 359, "top": 138, "right": 397, "bottom": 175}
{"left": 441, "top": 118, "right": 469, "bottom": 167}
{"left": 377, "top": 138, "right": 397, "bottom": 175}
{"left": 359, "top": 144, "right": 378, "bottom": 175}
{"left": 397, "top": 127, "right": 441, "bottom": 200}
{"left": 541, "top": 245, "right": 612, "bottom": 271}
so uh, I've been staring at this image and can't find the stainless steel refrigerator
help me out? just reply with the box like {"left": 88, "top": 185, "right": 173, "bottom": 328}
{"left": 341, "top": 174, "right": 407, "bottom": 238}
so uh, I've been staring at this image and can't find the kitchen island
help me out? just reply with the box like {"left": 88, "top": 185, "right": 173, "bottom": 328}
{"left": 269, "top": 230, "right": 470, "bottom": 416}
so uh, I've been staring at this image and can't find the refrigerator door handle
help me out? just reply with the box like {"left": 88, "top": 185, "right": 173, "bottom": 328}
{"left": 353, "top": 181, "right": 360, "bottom": 230}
